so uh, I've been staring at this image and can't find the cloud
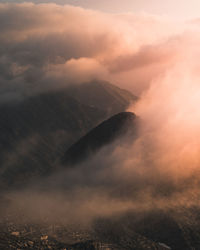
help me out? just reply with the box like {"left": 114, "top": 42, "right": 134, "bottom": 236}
{"left": 0, "top": 2, "right": 185, "bottom": 102}
{"left": 1, "top": 2, "right": 200, "bottom": 230}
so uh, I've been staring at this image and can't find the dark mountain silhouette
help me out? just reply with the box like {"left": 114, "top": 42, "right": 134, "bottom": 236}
{"left": 62, "top": 112, "right": 138, "bottom": 166}
{"left": 0, "top": 81, "right": 137, "bottom": 188}
{"left": 0, "top": 93, "right": 105, "bottom": 188}
{"left": 67, "top": 80, "right": 138, "bottom": 116}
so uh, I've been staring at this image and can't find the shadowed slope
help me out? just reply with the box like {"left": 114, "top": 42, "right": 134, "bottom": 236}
{"left": 62, "top": 112, "right": 138, "bottom": 166}
{"left": 67, "top": 80, "right": 138, "bottom": 116}
{"left": 0, "top": 81, "right": 137, "bottom": 188}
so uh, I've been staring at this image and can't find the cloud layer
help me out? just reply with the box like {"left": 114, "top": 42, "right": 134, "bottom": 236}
{"left": 0, "top": 2, "right": 186, "bottom": 102}
{"left": 1, "top": 2, "right": 200, "bottom": 228}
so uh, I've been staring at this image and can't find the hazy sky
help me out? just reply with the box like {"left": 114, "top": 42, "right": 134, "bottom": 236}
{"left": 1, "top": 0, "right": 200, "bottom": 20}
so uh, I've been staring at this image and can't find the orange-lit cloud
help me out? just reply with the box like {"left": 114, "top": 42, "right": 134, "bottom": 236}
{"left": 0, "top": 2, "right": 184, "bottom": 101}
{"left": 2, "top": 2, "right": 200, "bottom": 225}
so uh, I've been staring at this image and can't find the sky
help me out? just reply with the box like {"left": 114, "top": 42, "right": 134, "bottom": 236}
{"left": 1, "top": 0, "right": 200, "bottom": 20}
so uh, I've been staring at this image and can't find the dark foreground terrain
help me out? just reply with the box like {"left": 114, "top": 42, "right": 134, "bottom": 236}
{"left": 1, "top": 206, "right": 200, "bottom": 250}
{"left": 0, "top": 217, "right": 170, "bottom": 250}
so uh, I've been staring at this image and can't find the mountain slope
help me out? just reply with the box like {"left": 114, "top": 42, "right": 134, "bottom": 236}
{"left": 0, "top": 92, "right": 106, "bottom": 187}
{"left": 67, "top": 80, "right": 138, "bottom": 116}
{"left": 0, "top": 81, "right": 137, "bottom": 188}
{"left": 62, "top": 112, "right": 138, "bottom": 166}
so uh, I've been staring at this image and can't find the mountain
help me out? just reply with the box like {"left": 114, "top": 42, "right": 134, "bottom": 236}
{"left": 0, "top": 93, "right": 104, "bottom": 187}
{"left": 62, "top": 112, "right": 138, "bottom": 166}
{"left": 67, "top": 80, "right": 138, "bottom": 116}
{"left": 0, "top": 81, "right": 137, "bottom": 188}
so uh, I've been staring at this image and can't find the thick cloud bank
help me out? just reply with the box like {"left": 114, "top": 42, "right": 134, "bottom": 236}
{"left": 1, "top": 3, "right": 200, "bottom": 227}
{"left": 0, "top": 2, "right": 185, "bottom": 102}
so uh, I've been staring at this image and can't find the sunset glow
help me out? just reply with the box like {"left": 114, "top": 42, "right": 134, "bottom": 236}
{"left": 1, "top": 1, "right": 200, "bottom": 249}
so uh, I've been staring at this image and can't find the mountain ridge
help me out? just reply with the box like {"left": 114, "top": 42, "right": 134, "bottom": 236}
{"left": 0, "top": 81, "right": 137, "bottom": 188}
{"left": 62, "top": 112, "right": 138, "bottom": 166}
